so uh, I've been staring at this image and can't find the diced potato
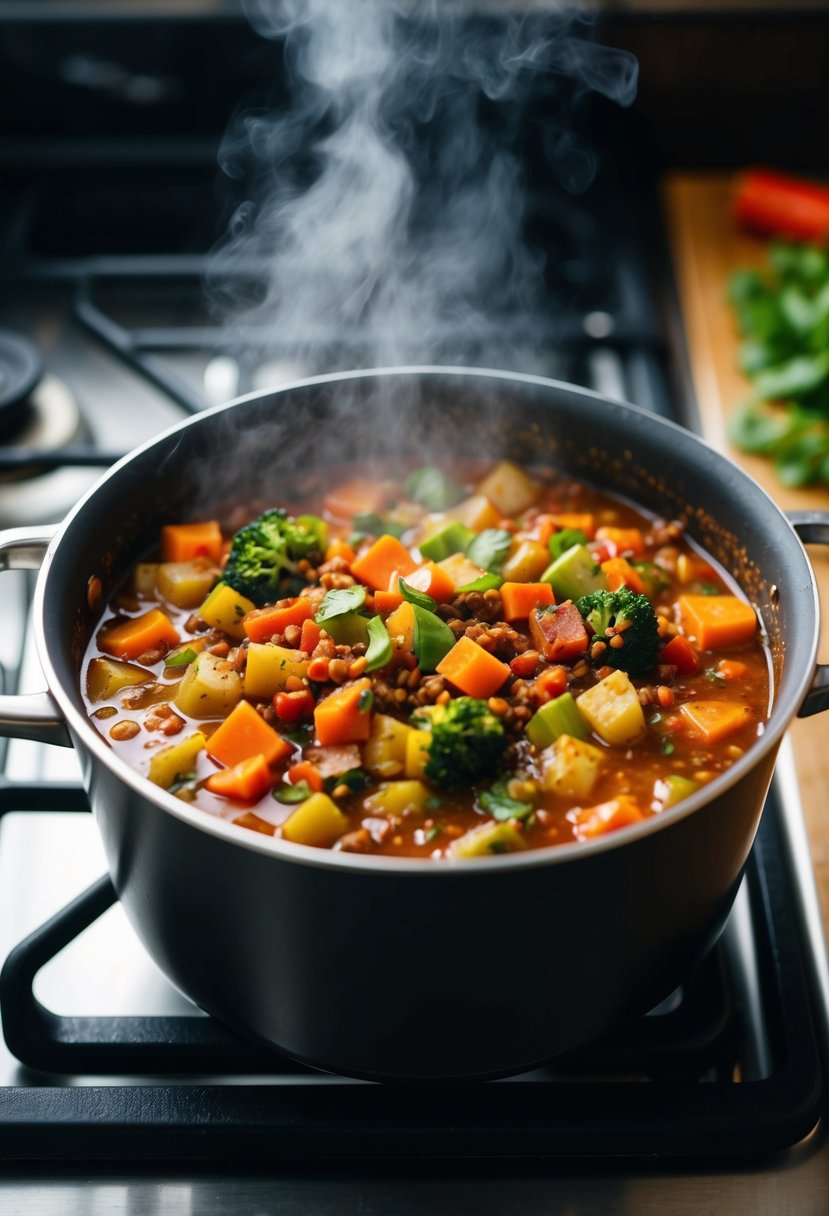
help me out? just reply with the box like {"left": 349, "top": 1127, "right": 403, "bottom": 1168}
{"left": 364, "top": 713, "right": 413, "bottom": 777}
{"left": 448, "top": 821, "right": 528, "bottom": 858}
{"left": 436, "top": 553, "right": 486, "bottom": 589}
{"left": 404, "top": 727, "right": 432, "bottom": 779}
{"left": 446, "top": 494, "right": 501, "bottom": 532}
{"left": 539, "top": 734, "right": 605, "bottom": 799}
{"left": 157, "top": 559, "right": 220, "bottom": 609}
{"left": 133, "top": 563, "right": 159, "bottom": 598}
{"left": 198, "top": 582, "right": 256, "bottom": 640}
{"left": 281, "top": 792, "right": 349, "bottom": 848}
{"left": 148, "top": 730, "right": 206, "bottom": 789}
{"left": 305, "top": 744, "right": 362, "bottom": 779}
{"left": 173, "top": 652, "right": 242, "bottom": 719}
{"left": 385, "top": 601, "right": 416, "bottom": 656}
{"left": 476, "top": 460, "right": 538, "bottom": 516}
{"left": 244, "top": 643, "right": 309, "bottom": 699}
{"left": 654, "top": 774, "right": 699, "bottom": 810}
{"left": 363, "top": 780, "right": 429, "bottom": 818}
{"left": 577, "top": 670, "right": 646, "bottom": 746}
{"left": 500, "top": 539, "right": 550, "bottom": 583}
{"left": 86, "top": 657, "right": 152, "bottom": 703}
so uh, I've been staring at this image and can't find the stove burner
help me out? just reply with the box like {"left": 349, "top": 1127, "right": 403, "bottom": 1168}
{"left": 0, "top": 329, "right": 43, "bottom": 440}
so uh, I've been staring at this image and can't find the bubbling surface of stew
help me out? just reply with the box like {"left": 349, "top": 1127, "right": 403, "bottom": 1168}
{"left": 82, "top": 459, "right": 771, "bottom": 859}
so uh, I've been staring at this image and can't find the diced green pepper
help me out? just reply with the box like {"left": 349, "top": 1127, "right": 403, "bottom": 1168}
{"left": 412, "top": 604, "right": 456, "bottom": 672}
{"left": 419, "top": 521, "right": 475, "bottom": 563}
{"left": 541, "top": 544, "right": 607, "bottom": 602}
{"left": 526, "top": 692, "right": 590, "bottom": 748}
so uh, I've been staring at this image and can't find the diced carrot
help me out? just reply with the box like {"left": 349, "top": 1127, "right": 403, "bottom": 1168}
{"left": 323, "top": 479, "right": 387, "bottom": 524}
{"left": 324, "top": 537, "right": 357, "bottom": 564}
{"left": 206, "top": 700, "right": 293, "bottom": 768}
{"left": 403, "top": 562, "right": 456, "bottom": 603}
{"left": 500, "top": 581, "right": 555, "bottom": 622}
{"left": 528, "top": 602, "right": 589, "bottom": 663}
{"left": 98, "top": 608, "right": 180, "bottom": 661}
{"left": 300, "top": 618, "right": 323, "bottom": 654}
{"left": 205, "top": 753, "right": 273, "bottom": 802}
{"left": 351, "top": 534, "right": 418, "bottom": 591}
{"left": 659, "top": 635, "right": 700, "bottom": 675}
{"left": 288, "top": 760, "right": 324, "bottom": 792}
{"left": 594, "top": 526, "right": 644, "bottom": 557}
{"left": 600, "top": 557, "right": 646, "bottom": 595}
{"left": 374, "top": 588, "right": 405, "bottom": 614}
{"left": 573, "top": 795, "right": 644, "bottom": 840}
{"left": 243, "top": 597, "right": 313, "bottom": 644}
{"left": 718, "top": 658, "right": 750, "bottom": 682}
{"left": 314, "top": 678, "right": 374, "bottom": 746}
{"left": 385, "top": 600, "right": 416, "bottom": 656}
{"left": 436, "top": 636, "right": 510, "bottom": 699}
{"left": 161, "top": 520, "right": 223, "bottom": 563}
{"left": 677, "top": 595, "right": 757, "bottom": 651}
{"left": 678, "top": 700, "right": 753, "bottom": 743}
{"left": 552, "top": 513, "right": 595, "bottom": 540}
{"left": 524, "top": 514, "right": 558, "bottom": 549}
{"left": 532, "top": 665, "right": 568, "bottom": 703}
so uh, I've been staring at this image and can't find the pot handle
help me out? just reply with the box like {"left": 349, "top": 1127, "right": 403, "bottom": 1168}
{"left": 789, "top": 512, "right": 829, "bottom": 718}
{"left": 0, "top": 526, "right": 71, "bottom": 747}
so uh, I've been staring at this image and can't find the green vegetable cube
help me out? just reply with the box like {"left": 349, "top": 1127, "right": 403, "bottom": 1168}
{"left": 448, "top": 821, "right": 528, "bottom": 858}
{"left": 419, "top": 520, "right": 475, "bottom": 563}
{"left": 526, "top": 692, "right": 589, "bottom": 748}
{"left": 148, "top": 730, "right": 206, "bottom": 789}
{"left": 541, "top": 544, "right": 607, "bottom": 603}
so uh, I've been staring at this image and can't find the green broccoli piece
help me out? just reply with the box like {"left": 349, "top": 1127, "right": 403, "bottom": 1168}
{"left": 223, "top": 508, "right": 324, "bottom": 606}
{"left": 411, "top": 696, "right": 507, "bottom": 789}
{"left": 576, "top": 588, "right": 660, "bottom": 677}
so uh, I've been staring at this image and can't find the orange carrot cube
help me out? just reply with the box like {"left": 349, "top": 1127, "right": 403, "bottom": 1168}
{"left": 436, "top": 636, "right": 510, "bottom": 699}
{"left": 206, "top": 699, "right": 293, "bottom": 768}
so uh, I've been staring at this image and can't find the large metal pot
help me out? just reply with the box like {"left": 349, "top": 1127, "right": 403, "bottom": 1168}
{"left": 1, "top": 367, "right": 827, "bottom": 1082}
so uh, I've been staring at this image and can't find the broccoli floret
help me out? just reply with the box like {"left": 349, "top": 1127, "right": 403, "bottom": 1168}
{"left": 223, "top": 508, "right": 323, "bottom": 606}
{"left": 411, "top": 696, "right": 508, "bottom": 789}
{"left": 576, "top": 588, "right": 660, "bottom": 677}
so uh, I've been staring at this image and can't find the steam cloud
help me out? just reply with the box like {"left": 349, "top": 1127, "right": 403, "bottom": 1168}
{"left": 209, "top": 0, "right": 638, "bottom": 374}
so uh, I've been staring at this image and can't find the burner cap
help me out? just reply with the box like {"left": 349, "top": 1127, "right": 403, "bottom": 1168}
{"left": 0, "top": 328, "right": 44, "bottom": 440}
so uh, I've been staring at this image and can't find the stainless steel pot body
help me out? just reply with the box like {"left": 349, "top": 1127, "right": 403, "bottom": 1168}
{"left": 2, "top": 368, "right": 825, "bottom": 1081}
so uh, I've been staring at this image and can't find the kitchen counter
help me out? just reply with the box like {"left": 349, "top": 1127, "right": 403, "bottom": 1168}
{"left": 664, "top": 172, "right": 829, "bottom": 939}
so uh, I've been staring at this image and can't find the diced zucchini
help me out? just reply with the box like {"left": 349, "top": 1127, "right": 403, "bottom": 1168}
{"left": 321, "top": 611, "right": 370, "bottom": 647}
{"left": 86, "top": 657, "right": 152, "bottom": 703}
{"left": 364, "top": 713, "right": 412, "bottom": 777}
{"left": 448, "top": 821, "right": 528, "bottom": 858}
{"left": 539, "top": 734, "right": 605, "bottom": 799}
{"left": 500, "top": 539, "right": 550, "bottom": 583}
{"left": 446, "top": 494, "right": 501, "bottom": 532}
{"left": 157, "top": 559, "right": 219, "bottom": 609}
{"left": 198, "top": 582, "right": 256, "bottom": 640}
{"left": 281, "top": 792, "right": 349, "bottom": 848}
{"left": 541, "top": 544, "right": 607, "bottom": 602}
{"left": 419, "top": 521, "right": 475, "bottom": 562}
{"left": 133, "top": 563, "right": 159, "bottom": 598}
{"left": 148, "top": 730, "right": 206, "bottom": 789}
{"left": 363, "top": 780, "right": 429, "bottom": 818}
{"left": 526, "top": 692, "right": 589, "bottom": 748}
{"left": 404, "top": 727, "right": 432, "bottom": 779}
{"left": 476, "top": 460, "right": 538, "bottom": 516}
{"left": 244, "top": 643, "right": 309, "bottom": 699}
{"left": 655, "top": 774, "right": 700, "bottom": 809}
{"left": 173, "top": 652, "right": 243, "bottom": 719}
{"left": 577, "top": 670, "right": 646, "bottom": 746}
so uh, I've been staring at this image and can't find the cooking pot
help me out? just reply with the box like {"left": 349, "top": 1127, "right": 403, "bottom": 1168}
{"left": 1, "top": 367, "right": 827, "bottom": 1082}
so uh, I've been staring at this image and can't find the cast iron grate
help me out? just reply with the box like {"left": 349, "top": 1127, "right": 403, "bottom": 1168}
{"left": 0, "top": 779, "right": 821, "bottom": 1163}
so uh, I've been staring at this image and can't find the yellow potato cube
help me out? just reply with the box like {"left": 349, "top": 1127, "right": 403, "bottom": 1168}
{"left": 148, "top": 730, "right": 206, "bottom": 789}
{"left": 577, "top": 670, "right": 646, "bottom": 746}
{"left": 364, "top": 713, "right": 412, "bottom": 777}
{"left": 157, "top": 559, "right": 219, "bottom": 609}
{"left": 476, "top": 460, "right": 538, "bottom": 516}
{"left": 405, "top": 728, "right": 432, "bottom": 779}
{"left": 539, "top": 735, "right": 605, "bottom": 799}
{"left": 448, "top": 821, "right": 527, "bottom": 858}
{"left": 173, "top": 653, "right": 242, "bottom": 719}
{"left": 86, "top": 657, "right": 152, "bottom": 703}
{"left": 244, "top": 643, "right": 309, "bottom": 699}
{"left": 446, "top": 494, "right": 501, "bottom": 532}
{"left": 132, "top": 563, "right": 159, "bottom": 598}
{"left": 363, "top": 780, "right": 429, "bottom": 818}
{"left": 198, "top": 582, "right": 256, "bottom": 640}
{"left": 436, "top": 553, "right": 486, "bottom": 589}
{"left": 500, "top": 539, "right": 550, "bottom": 583}
{"left": 281, "top": 792, "right": 349, "bottom": 848}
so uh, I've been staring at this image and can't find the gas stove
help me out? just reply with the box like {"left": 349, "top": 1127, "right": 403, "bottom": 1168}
{"left": 1, "top": 9, "right": 829, "bottom": 1212}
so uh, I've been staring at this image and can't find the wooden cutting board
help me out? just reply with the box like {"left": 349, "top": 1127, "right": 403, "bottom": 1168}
{"left": 663, "top": 173, "right": 829, "bottom": 931}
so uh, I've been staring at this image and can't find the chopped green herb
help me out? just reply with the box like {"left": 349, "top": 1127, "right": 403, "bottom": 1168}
{"left": 404, "top": 467, "right": 464, "bottom": 512}
{"left": 325, "top": 768, "right": 371, "bottom": 794}
{"left": 164, "top": 647, "right": 198, "bottom": 668}
{"left": 365, "top": 615, "right": 393, "bottom": 672}
{"left": 466, "top": 528, "right": 513, "bottom": 574}
{"left": 169, "top": 770, "right": 197, "bottom": 794}
{"left": 351, "top": 512, "right": 406, "bottom": 540}
{"left": 425, "top": 796, "right": 443, "bottom": 811}
{"left": 477, "top": 775, "right": 534, "bottom": 822}
{"left": 455, "top": 572, "right": 503, "bottom": 593}
{"left": 704, "top": 667, "right": 726, "bottom": 684}
{"left": 697, "top": 582, "right": 721, "bottom": 596}
{"left": 660, "top": 738, "right": 676, "bottom": 756}
{"left": 549, "top": 528, "right": 589, "bottom": 560}
{"left": 425, "top": 823, "right": 443, "bottom": 843}
{"left": 357, "top": 688, "right": 374, "bottom": 714}
{"left": 315, "top": 584, "right": 367, "bottom": 624}
{"left": 411, "top": 603, "right": 456, "bottom": 673}
{"left": 273, "top": 781, "right": 313, "bottom": 804}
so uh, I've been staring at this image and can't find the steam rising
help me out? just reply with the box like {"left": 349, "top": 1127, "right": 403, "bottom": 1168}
{"left": 209, "top": 0, "right": 638, "bottom": 373}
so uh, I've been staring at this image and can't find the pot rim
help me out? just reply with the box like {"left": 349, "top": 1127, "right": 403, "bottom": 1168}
{"left": 33, "top": 365, "right": 819, "bottom": 876}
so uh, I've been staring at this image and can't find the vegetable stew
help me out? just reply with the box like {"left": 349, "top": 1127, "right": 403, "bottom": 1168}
{"left": 82, "top": 459, "right": 771, "bottom": 858}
